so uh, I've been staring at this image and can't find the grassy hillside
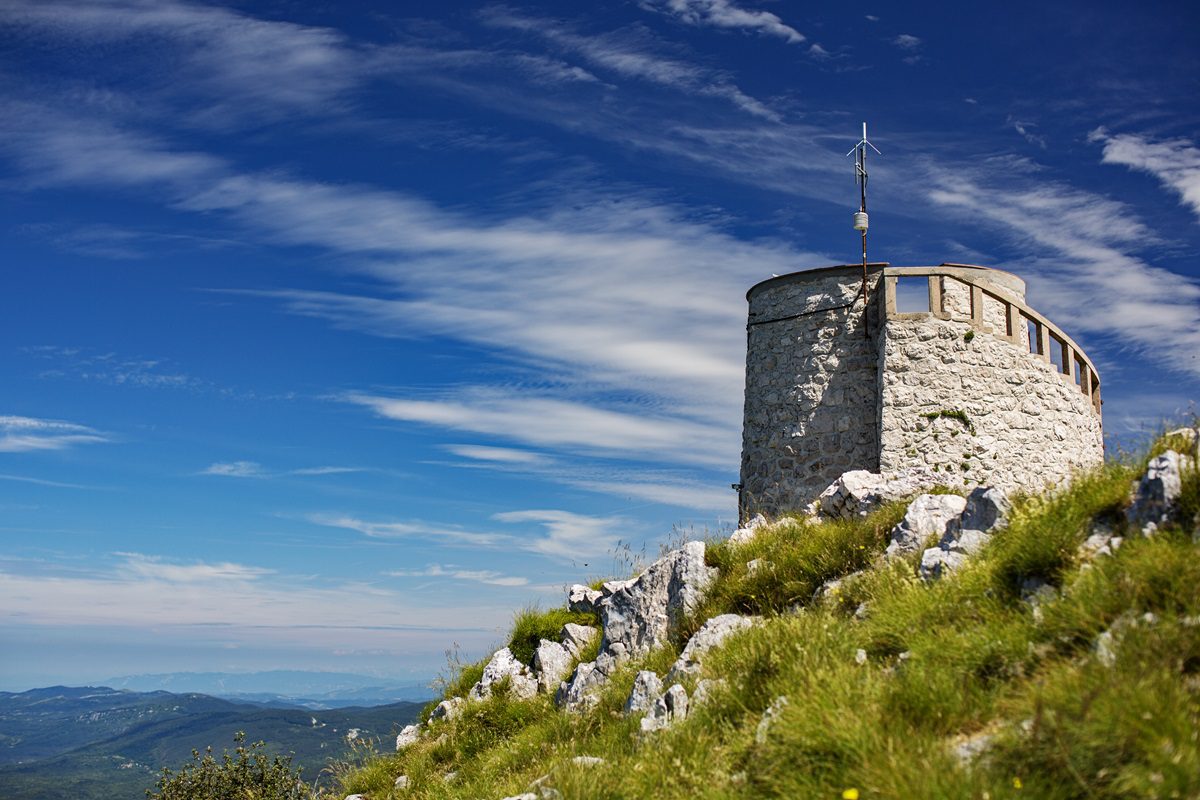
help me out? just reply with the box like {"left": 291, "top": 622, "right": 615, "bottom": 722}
{"left": 333, "top": 430, "right": 1199, "bottom": 800}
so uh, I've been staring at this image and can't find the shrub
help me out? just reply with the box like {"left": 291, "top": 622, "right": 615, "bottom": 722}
{"left": 147, "top": 732, "right": 313, "bottom": 800}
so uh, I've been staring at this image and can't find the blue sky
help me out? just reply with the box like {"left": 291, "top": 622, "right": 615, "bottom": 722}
{"left": 1, "top": 0, "right": 1197, "bottom": 690}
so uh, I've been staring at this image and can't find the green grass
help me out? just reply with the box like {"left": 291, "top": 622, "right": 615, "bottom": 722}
{"left": 507, "top": 606, "right": 599, "bottom": 667}
{"left": 329, "top": 432, "right": 1200, "bottom": 800}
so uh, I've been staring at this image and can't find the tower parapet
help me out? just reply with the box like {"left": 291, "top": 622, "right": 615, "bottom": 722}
{"left": 739, "top": 263, "right": 1103, "bottom": 518}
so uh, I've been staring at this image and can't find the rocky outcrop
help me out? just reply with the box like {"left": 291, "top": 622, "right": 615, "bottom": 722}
{"left": 640, "top": 683, "right": 689, "bottom": 733}
{"left": 885, "top": 493, "right": 967, "bottom": 558}
{"left": 568, "top": 584, "right": 603, "bottom": 614}
{"left": 429, "top": 696, "right": 464, "bottom": 722}
{"left": 729, "top": 513, "right": 768, "bottom": 545}
{"left": 601, "top": 541, "right": 715, "bottom": 657}
{"left": 558, "top": 541, "right": 715, "bottom": 712}
{"left": 394, "top": 723, "right": 421, "bottom": 751}
{"left": 470, "top": 647, "right": 539, "bottom": 701}
{"left": 917, "top": 487, "right": 1010, "bottom": 582}
{"left": 560, "top": 623, "right": 599, "bottom": 658}
{"left": 665, "top": 614, "right": 757, "bottom": 683}
{"left": 1127, "top": 450, "right": 1194, "bottom": 532}
{"left": 817, "top": 468, "right": 939, "bottom": 521}
{"left": 534, "top": 641, "right": 573, "bottom": 695}
{"left": 624, "top": 670, "right": 663, "bottom": 714}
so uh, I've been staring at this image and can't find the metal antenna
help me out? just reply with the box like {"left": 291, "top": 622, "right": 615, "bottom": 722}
{"left": 846, "top": 122, "right": 881, "bottom": 336}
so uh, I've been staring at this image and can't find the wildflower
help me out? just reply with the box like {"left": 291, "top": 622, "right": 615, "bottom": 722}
{"left": 1012, "top": 777, "right": 1022, "bottom": 789}
{"left": 842, "top": 790, "right": 860, "bottom": 800}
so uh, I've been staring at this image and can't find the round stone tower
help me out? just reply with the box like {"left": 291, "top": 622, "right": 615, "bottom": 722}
{"left": 738, "top": 263, "right": 1104, "bottom": 519}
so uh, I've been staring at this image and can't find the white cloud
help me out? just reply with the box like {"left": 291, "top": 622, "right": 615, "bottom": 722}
{"left": 648, "top": 0, "right": 804, "bottom": 44}
{"left": 0, "top": 553, "right": 512, "bottom": 635}
{"left": 0, "top": 0, "right": 363, "bottom": 127}
{"left": 305, "top": 514, "right": 512, "bottom": 547}
{"left": 386, "top": 564, "right": 529, "bottom": 587}
{"left": 1090, "top": 128, "right": 1200, "bottom": 222}
{"left": 0, "top": 415, "right": 108, "bottom": 452}
{"left": 1008, "top": 117, "right": 1046, "bottom": 149}
{"left": 494, "top": 509, "right": 624, "bottom": 559}
{"left": 289, "top": 466, "right": 365, "bottom": 476}
{"left": 927, "top": 167, "right": 1200, "bottom": 378}
{"left": 115, "top": 552, "right": 274, "bottom": 583}
{"left": 444, "top": 445, "right": 546, "bottom": 465}
{"left": 479, "top": 8, "right": 779, "bottom": 120}
{"left": 200, "top": 460, "right": 265, "bottom": 478}
{"left": 346, "top": 391, "right": 733, "bottom": 467}
{"left": 893, "top": 33, "right": 921, "bottom": 49}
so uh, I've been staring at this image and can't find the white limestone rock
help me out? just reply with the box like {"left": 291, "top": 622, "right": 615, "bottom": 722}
{"left": 560, "top": 623, "right": 599, "bottom": 658}
{"left": 571, "top": 756, "right": 606, "bottom": 767}
{"left": 729, "top": 513, "right": 768, "bottom": 545}
{"left": 817, "top": 468, "right": 940, "bottom": 521}
{"left": 665, "top": 614, "right": 757, "bottom": 683}
{"left": 641, "top": 683, "right": 689, "bottom": 733}
{"left": 394, "top": 775, "right": 410, "bottom": 790}
{"left": 947, "top": 528, "right": 991, "bottom": 556}
{"left": 534, "top": 640, "right": 574, "bottom": 695}
{"left": 1128, "top": 450, "right": 1193, "bottom": 528}
{"left": 754, "top": 695, "right": 789, "bottom": 744}
{"left": 959, "top": 486, "right": 1011, "bottom": 533}
{"left": 624, "top": 670, "right": 663, "bottom": 715}
{"left": 919, "top": 546, "right": 969, "bottom": 582}
{"left": 951, "top": 730, "right": 995, "bottom": 766}
{"left": 886, "top": 494, "right": 967, "bottom": 558}
{"left": 428, "top": 696, "right": 464, "bottom": 722}
{"left": 601, "top": 540, "right": 717, "bottom": 658}
{"left": 568, "top": 584, "right": 603, "bottom": 613}
{"left": 470, "top": 647, "right": 538, "bottom": 701}
{"left": 557, "top": 643, "right": 626, "bottom": 713}
{"left": 395, "top": 723, "right": 421, "bottom": 751}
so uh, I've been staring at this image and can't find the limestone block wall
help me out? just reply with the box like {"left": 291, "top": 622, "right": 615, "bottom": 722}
{"left": 739, "top": 267, "right": 884, "bottom": 516}
{"left": 739, "top": 263, "right": 1104, "bottom": 519}
{"left": 878, "top": 314, "right": 1104, "bottom": 494}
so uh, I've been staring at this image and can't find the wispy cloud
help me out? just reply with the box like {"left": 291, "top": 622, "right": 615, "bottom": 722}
{"left": 0, "top": 0, "right": 364, "bottom": 128}
{"left": 644, "top": 0, "right": 805, "bottom": 44}
{"left": 1008, "top": 117, "right": 1047, "bottom": 149}
{"left": 443, "top": 445, "right": 547, "bottom": 465}
{"left": 493, "top": 509, "right": 624, "bottom": 559}
{"left": 1090, "top": 128, "right": 1200, "bottom": 222}
{"left": 201, "top": 460, "right": 266, "bottom": 478}
{"left": 386, "top": 564, "right": 529, "bottom": 587}
{"left": 0, "top": 552, "right": 511, "bottom": 636}
{"left": 892, "top": 33, "right": 923, "bottom": 64}
{"left": 305, "top": 514, "right": 511, "bottom": 547}
{"left": 479, "top": 7, "right": 779, "bottom": 120}
{"left": 201, "top": 461, "right": 364, "bottom": 478}
{"left": 927, "top": 165, "right": 1200, "bottom": 378}
{"left": 0, "top": 415, "right": 108, "bottom": 453}
{"left": 346, "top": 391, "right": 732, "bottom": 467}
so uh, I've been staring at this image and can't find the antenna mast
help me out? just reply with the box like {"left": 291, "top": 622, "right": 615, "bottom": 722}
{"left": 847, "top": 122, "right": 880, "bottom": 335}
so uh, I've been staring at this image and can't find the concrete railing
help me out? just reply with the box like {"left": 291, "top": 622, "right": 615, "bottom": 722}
{"left": 881, "top": 265, "right": 1102, "bottom": 417}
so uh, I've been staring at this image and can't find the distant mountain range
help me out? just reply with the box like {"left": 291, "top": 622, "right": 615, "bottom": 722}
{"left": 102, "top": 670, "right": 436, "bottom": 709}
{"left": 0, "top": 685, "right": 425, "bottom": 800}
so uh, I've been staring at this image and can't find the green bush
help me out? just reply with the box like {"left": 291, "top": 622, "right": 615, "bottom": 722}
{"left": 147, "top": 732, "right": 313, "bottom": 800}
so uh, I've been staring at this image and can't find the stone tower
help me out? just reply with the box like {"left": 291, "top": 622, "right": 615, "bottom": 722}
{"left": 738, "top": 263, "right": 1104, "bottom": 518}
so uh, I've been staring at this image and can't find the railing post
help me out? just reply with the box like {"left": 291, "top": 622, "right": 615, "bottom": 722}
{"left": 884, "top": 276, "right": 897, "bottom": 316}
{"left": 1036, "top": 323, "right": 1051, "bottom": 362}
{"left": 969, "top": 284, "right": 984, "bottom": 328}
{"left": 927, "top": 275, "right": 942, "bottom": 316}
{"left": 1006, "top": 303, "right": 1021, "bottom": 342}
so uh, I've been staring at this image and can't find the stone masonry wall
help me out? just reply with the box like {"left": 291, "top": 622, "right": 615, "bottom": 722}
{"left": 740, "top": 270, "right": 882, "bottom": 516}
{"left": 877, "top": 314, "right": 1104, "bottom": 495}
